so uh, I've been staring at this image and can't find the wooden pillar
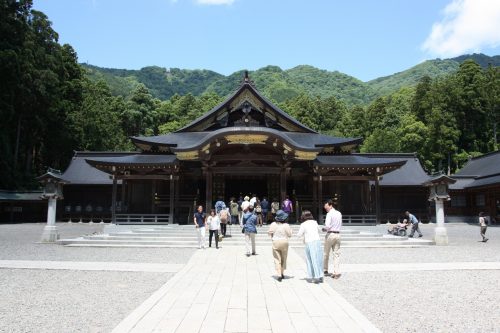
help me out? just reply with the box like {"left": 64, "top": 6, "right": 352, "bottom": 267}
{"left": 169, "top": 174, "right": 175, "bottom": 224}
{"left": 206, "top": 168, "right": 213, "bottom": 211}
{"left": 318, "top": 175, "right": 323, "bottom": 223}
{"left": 111, "top": 176, "right": 117, "bottom": 224}
{"left": 280, "top": 168, "right": 286, "bottom": 203}
{"left": 375, "top": 175, "right": 381, "bottom": 224}
{"left": 151, "top": 180, "right": 156, "bottom": 214}
{"left": 312, "top": 176, "right": 317, "bottom": 218}
{"left": 121, "top": 180, "right": 126, "bottom": 212}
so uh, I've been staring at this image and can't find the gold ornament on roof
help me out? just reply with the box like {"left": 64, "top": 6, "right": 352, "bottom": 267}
{"left": 224, "top": 134, "right": 268, "bottom": 145}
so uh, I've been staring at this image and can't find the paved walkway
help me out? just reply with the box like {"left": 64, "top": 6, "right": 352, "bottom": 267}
{"left": 111, "top": 246, "right": 381, "bottom": 333}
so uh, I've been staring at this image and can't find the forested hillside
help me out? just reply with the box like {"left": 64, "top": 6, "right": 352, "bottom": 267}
{"left": 1, "top": 0, "right": 499, "bottom": 190}
{"left": 82, "top": 53, "right": 499, "bottom": 105}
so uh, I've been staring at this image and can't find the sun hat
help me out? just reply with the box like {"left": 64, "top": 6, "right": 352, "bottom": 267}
{"left": 275, "top": 210, "right": 288, "bottom": 222}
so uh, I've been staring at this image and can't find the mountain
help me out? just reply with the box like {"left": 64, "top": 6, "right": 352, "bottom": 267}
{"left": 366, "top": 59, "right": 460, "bottom": 97}
{"left": 82, "top": 53, "right": 498, "bottom": 105}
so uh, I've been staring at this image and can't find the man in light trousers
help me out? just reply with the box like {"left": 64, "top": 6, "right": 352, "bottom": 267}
{"left": 323, "top": 199, "right": 342, "bottom": 279}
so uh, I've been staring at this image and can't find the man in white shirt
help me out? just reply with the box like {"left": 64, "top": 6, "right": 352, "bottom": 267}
{"left": 322, "top": 199, "right": 342, "bottom": 279}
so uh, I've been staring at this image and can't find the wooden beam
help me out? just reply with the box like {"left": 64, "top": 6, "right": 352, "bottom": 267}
{"left": 375, "top": 176, "right": 381, "bottom": 224}
{"left": 320, "top": 176, "right": 376, "bottom": 181}
{"left": 318, "top": 175, "right": 323, "bottom": 223}
{"left": 115, "top": 174, "right": 173, "bottom": 180}
{"left": 211, "top": 154, "right": 282, "bottom": 162}
{"left": 212, "top": 167, "right": 281, "bottom": 174}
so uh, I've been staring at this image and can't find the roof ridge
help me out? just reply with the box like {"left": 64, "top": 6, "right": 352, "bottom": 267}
{"left": 175, "top": 74, "right": 317, "bottom": 134}
{"left": 471, "top": 149, "right": 500, "bottom": 160}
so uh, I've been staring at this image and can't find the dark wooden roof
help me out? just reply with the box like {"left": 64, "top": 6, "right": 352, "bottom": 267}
{"left": 132, "top": 127, "right": 361, "bottom": 152}
{"left": 176, "top": 79, "right": 317, "bottom": 133}
{"left": 315, "top": 154, "right": 407, "bottom": 176}
{"left": 0, "top": 190, "right": 43, "bottom": 202}
{"left": 451, "top": 150, "right": 500, "bottom": 189}
{"left": 359, "top": 154, "right": 430, "bottom": 186}
{"left": 61, "top": 152, "right": 138, "bottom": 185}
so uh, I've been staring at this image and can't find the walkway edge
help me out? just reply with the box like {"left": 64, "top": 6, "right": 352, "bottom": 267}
{"left": 111, "top": 256, "right": 195, "bottom": 332}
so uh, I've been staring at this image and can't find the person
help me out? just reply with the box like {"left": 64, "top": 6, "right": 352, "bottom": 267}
{"left": 406, "top": 211, "right": 423, "bottom": 238}
{"left": 240, "top": 196, "right": 250, "bottom": 224}
{"left": 323, "top": 199, "right": 342, "bottom": 279}
{"left": 207, "top": 209, "right": 220, "bottom": 248}
{"left": 219, "top": 207, "right": 229, "bottom": 237}
{"left": 193, "top": 205, "right": 206, "bottom": 249}
{"left": 250, "top": 194, "right": 257, "bottom": 207}
{"left": 261, "top": 196, "right": 269, "bottom": 223}
{"left": 241, "top": 202, "right": 257, "bottom": 257}
{"left": 479, "top": 212, "right": 489, "bottom": 242}
{"left": 255, "top": 200, "right": 263, "bottom": 227}
{"left": 271, "top": 198, "right": 280, "bottom": 221}
{"left": 230, "top": 197, "right": 239, "bottom": 225}
{"left": 268, "top": 210, "right": 292, "bottom": 281}
{"left": 297, "top": 210, "right": 324, "bottom": 283}
{"left": 282, "top": 195, "right": 293, "bottom": 215}
{"left": 214, "top": 197, "right": 226, "bottom": 214}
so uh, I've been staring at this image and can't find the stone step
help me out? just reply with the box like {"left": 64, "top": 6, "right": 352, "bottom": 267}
{"left": 58, "top": 237, "right": 434, "bottom": 247}
{"left": 94, "top": 235, "right": 390, "bottom": 242}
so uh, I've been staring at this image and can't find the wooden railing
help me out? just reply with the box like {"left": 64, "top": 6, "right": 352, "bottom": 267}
{"left": 321, "top": 214, "right": 377, "bottom": 225}
{"left": 115, "top": 214, "right": 170, "bottom": 224}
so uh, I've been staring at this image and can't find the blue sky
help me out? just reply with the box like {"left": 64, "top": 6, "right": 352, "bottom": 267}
{"left": 34, "top": 0, "right": 500, "bottom": 82}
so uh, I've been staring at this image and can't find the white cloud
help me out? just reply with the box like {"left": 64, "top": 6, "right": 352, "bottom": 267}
{"left": 196, "top": 0, "right": 235, "bottom": 5}
{"left": 422, "top": 0, "right": 500, "bottom": 57}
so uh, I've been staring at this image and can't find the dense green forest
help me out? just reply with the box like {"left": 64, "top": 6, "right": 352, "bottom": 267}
{"left": 84, "top": 55, "right": 500, "bottom": 105}
{"left": 1, "top": 0, "right": 499, "bottom": 190}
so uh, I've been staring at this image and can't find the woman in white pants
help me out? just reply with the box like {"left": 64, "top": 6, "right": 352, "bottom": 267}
{"left": 297, "top": 210, "right": 324, "bottom": 283}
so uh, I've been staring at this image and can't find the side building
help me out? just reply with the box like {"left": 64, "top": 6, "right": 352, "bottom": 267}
{"left": 447, "top": 151, "right": 500, "bottom": 223}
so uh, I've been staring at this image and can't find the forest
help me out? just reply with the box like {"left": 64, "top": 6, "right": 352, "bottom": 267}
{"left": 1, "top": 0, "right": 499, "bottom": 190}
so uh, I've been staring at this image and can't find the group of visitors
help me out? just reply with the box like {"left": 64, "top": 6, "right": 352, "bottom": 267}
{"left": 195, "top": 197, "right": 343, "bottom": 284}
{"left": 267, "top": 199, "right": 342, "bottom": 283}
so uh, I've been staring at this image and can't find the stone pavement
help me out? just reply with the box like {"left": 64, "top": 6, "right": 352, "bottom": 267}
{"left": 111, "top": 246, "right": 381, "bottom": 333}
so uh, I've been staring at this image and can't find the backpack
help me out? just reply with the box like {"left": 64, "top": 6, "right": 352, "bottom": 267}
{"left": 219, "top": 210, "right": 228, "bottom": 223}
{"left": 483, "top": 216, "right": 489, "bottom": 225}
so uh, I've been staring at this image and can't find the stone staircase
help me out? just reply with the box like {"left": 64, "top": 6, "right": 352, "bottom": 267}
{"left": 57, "top": 224, "right": 434, "bottom": 248}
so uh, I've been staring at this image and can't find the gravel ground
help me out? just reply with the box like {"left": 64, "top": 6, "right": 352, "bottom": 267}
{"left": 340, "top": 224, "right": 500, "bottom": 264}
{"left": 0, "top": 223, "right": 195, "bottom": 263}
{"left": 324, "top": 270, "right": 500, "bottom": 333}
{"left": 294, "top": 224, "right": 500, "bottom": 333}
{"left": 0, "top": 269, "right": 171, "bottom": 333}
{"left": 0, "top": 223, "right": 195, "bottom": 332}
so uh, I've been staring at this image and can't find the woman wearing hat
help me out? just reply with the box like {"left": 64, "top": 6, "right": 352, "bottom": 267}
{"left": 268, "top": 210, "right": 292, "bottom": 282}
{"left": 297, "top": 210, "right": 324, "bottom": 283}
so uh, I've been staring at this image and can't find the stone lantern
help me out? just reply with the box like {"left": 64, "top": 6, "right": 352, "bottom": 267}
{"left": 37, "top": 168, "right": 68, "bottom": 242}
{"left": 423, "top": 175, "right": 456, "bottom": 245}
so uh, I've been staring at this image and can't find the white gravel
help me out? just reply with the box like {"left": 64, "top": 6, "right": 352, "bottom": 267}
{"left": 324, "top": 270, "right": 500, "bottom": 333}
{"left": 0, "top": 269, "right": 171, "bottom": 333}
{"left": 0, "top": 223, "right": 195, "bottom": 263}
{"left": 294, "top": 224, "right": 500, "bottom": 333}
{"left": 0, "top": 223, "right": 195, "bottom": 332}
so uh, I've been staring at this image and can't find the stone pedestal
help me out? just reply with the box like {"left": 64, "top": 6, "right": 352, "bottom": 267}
{"left": 433, "top": 199, "right": 448, "bottom": 245}
{"left": 41, "top": 197, "right": 59, "bottom": 242}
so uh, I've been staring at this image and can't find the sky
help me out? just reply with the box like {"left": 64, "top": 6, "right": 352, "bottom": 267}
{"left": 34, "top": 0, "right": 500, "bottom": 82}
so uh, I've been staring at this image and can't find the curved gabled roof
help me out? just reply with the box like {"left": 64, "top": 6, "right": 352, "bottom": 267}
{"left": 132, "top": 127, "right": 361, "bottom": 152}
